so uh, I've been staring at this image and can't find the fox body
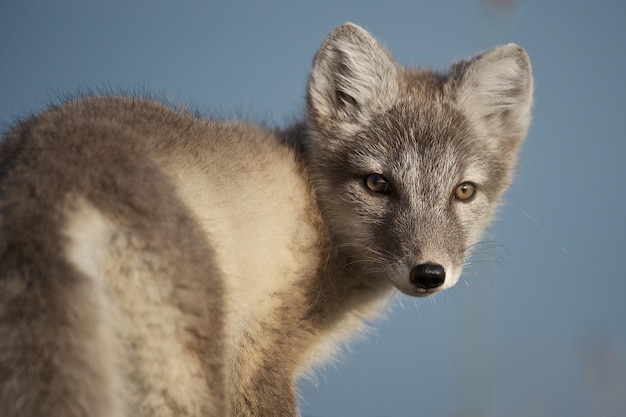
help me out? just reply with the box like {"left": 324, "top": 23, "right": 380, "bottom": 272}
{"left": 0, "top": 23, "right": 532, "bottom": 416}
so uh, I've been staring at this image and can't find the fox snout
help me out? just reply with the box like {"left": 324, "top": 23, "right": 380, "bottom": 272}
{"left": 391, "top": 257, "right": 461, "bottom": 297}
{"left": 410, "top": 263, "right": 446, "bottom": 290}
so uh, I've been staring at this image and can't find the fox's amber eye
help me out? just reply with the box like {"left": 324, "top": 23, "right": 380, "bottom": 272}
{"left": 454, "top": 182, "right": 476, "bottom": 201}
{"left": 365, "top": 174, "right": 391, "bottom": 194}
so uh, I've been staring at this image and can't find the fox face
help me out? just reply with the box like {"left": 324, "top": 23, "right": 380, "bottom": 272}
{"left": 304, "top": 23, "right": 533, "bottom": 296}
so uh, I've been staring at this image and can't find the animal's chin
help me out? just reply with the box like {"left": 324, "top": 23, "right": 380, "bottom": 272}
{"left": 414, "top": 288, "right": 442, "bottom": 298}
{"left": 388, "top": 276, "right": 432, "bottom": 297}
{"left": 395, "top": 284, "right": 441, "bottom": 298}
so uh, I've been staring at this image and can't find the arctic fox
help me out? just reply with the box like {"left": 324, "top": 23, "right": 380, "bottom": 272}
{"left": 0, "top": 23, "right": 532, "bottom": 416}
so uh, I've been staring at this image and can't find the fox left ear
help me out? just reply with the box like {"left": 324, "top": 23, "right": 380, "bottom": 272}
{"left": 307, "top": 23, "right": 399, "bottom": 134}
{"left": 450, "top": 44, "right": 533, "bottom": 147}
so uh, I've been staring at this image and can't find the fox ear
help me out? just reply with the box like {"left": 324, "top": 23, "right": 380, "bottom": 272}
{"left": 451, "top": 44, "right": 533, "bottom": 146}
{"left": 307, "top": 23, "right": 399, "bottom": 132}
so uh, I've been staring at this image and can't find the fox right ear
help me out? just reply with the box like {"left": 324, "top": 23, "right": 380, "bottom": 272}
{"left": 307, "top": 23, "right": 399, "bottom": 134}
{"left": 450, "top": 44, "right": 533, "bottom": 148}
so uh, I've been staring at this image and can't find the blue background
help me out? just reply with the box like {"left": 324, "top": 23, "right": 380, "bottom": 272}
{"left": 1, "top": 1, "right": 625, "bottom": 416}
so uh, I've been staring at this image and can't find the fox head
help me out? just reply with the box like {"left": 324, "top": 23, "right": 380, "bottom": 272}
{"left": 304, "top": 23, "right": 533, "bottom": 296}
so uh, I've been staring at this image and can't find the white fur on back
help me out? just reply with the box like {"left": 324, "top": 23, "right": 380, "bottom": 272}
{"left": 63, "top": 199, "right": 208, "bottom": 415}
{"left": 62, "top": 199, "right": 123, "bottom": 417}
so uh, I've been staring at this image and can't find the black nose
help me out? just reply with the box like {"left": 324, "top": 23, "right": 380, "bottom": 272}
{"left": 410, "top": 263, "right": 446, "bottom": 290}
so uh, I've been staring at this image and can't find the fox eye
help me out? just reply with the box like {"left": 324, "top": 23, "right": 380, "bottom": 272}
{"left": 365, "top": 174, "right": 391, "bottom": 194}
{"left": 454, "top": 182, "right": 476, "bottom": 202}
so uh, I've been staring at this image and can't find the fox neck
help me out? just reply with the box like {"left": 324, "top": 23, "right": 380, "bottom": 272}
{"left": 316, "top": 239, "right": 394, "bottom": 321}
{"left": 292, "top": 235, "right": 394, "bottom": 376}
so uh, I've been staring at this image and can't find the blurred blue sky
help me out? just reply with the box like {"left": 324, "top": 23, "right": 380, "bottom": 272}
{"left": 1, "top": 1, "right": 625, "bottom": 416}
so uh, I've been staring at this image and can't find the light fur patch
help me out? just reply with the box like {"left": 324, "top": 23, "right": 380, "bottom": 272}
{"left": 174, "top": 164, "right": 318, "bottom": 337}
{"left": 162, "top": 142, "right": 321, "bottom": 391}
{"left": 62, "top": 199, "right": 124, "bottom": 416}
{"left": 63, "top": 199, "right": 208, "bottom": 415}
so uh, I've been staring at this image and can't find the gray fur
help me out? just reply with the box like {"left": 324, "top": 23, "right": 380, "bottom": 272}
{"left": 0, "top": 23, "right": 532, "bottom": 416}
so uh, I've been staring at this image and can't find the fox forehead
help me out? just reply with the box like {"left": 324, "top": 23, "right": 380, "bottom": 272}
{"left": 346, "top": 99, "right": 479, "bottom": 171}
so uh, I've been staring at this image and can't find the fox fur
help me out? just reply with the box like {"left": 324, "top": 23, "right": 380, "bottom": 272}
{"left": 0, "top": 23, "right": 532, "bottom": 416}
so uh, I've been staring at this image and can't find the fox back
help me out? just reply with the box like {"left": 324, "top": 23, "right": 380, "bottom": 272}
{"left": 0, "top": 23, "right": 532, "bottom": 416}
